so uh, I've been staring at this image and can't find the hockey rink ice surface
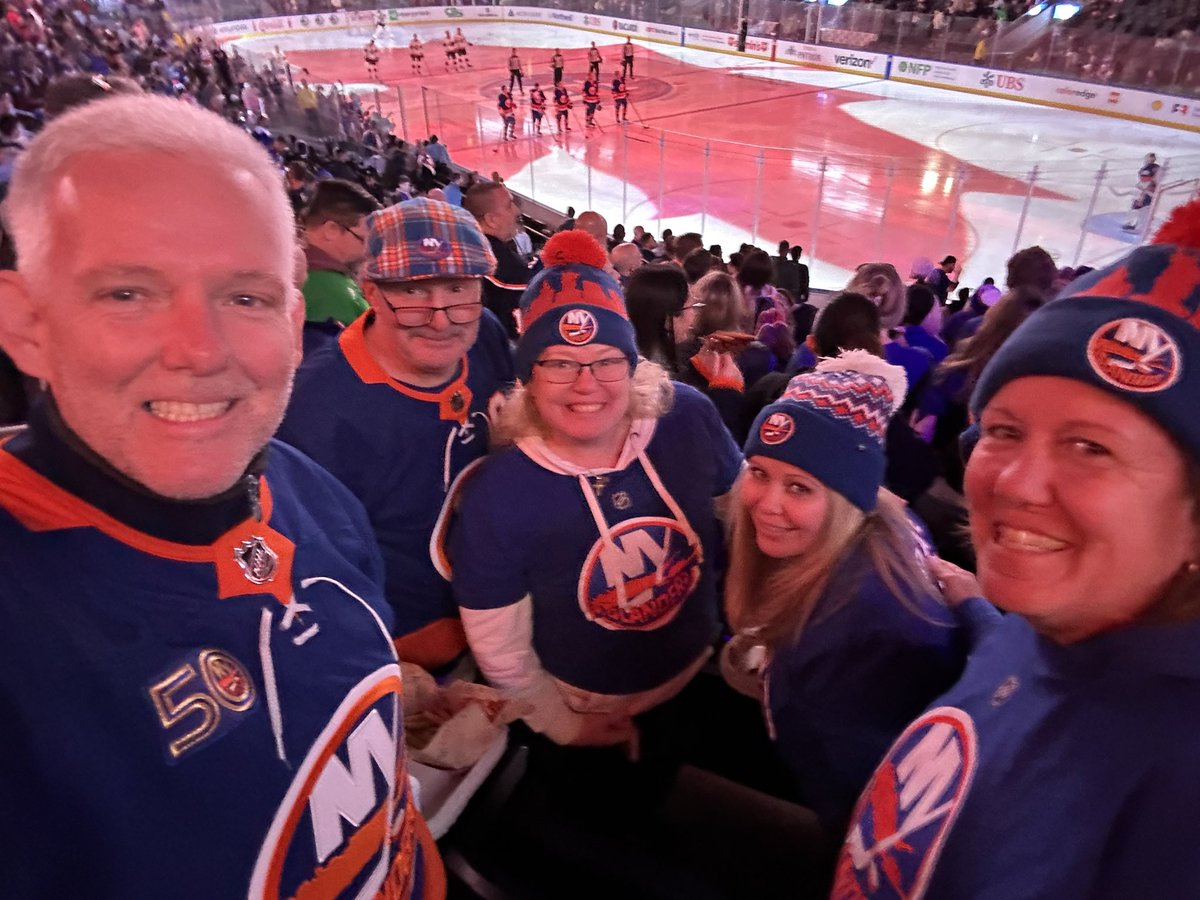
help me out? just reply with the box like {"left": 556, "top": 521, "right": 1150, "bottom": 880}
{"left": 236, "top": 23, "right": 1200, "bottom": 289}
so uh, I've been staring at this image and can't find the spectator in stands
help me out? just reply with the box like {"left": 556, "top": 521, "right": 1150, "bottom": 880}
{"left": 840, "top": 231, "right": 1200, "bottom": 899}
{"left": 298, "top": 179, "right": 381, "bottom": 331}
{"left": 846, "top": 262, "right": 932, "bottom": 400}
{"left": 671, "top": 232, "right": 705, "bottom": 266}
{"left": 296, "top": 78, "right": 318, "bottom": 130}
{"left": 575, "top": 210, "right": 609, "bottom": 247}
{"left": 279, "top": 198, "right": 514, "bottom": 672}
{"left": 450, "top": 228, "right": 740, "bottom": 793}
{"left": 625, "top": 263, "right": 692, "bottom": 371}
{"left": 42, "top": 72, "right": 141, "bottom": 119}
{"left": 424, "top": 133, "right": 451, "bottom": 166}
{"left": 556, "top": 206, "right": 577, "bottom": 232}
{"left": 610, "top": 241, "right": 644, "bottom": 284}
{"left": 465, "top": 180, "right": 539, "bottom": 339}
{"left": 943, "top": 281, "right": 1001, "bottom": 348}
{"left": 772, "top": 240, "right": 803, "bottom": 299}
{"left": 738, "top": 248, "right": 788, "bottom": 330}
{"left": 0, "top": 92, "right": 440, "bottom": 899}
{"left": 1006, "top": 244, "right": 1058, "bottom": 295}
{"left": 926, "top": 254, "right": 960, "bottom": 304}
{"left": 900, "top": 283, "right": 949, "bottom": 363}
{"left": 680, "top": 270, "right": 775, "bottom": 432}
{"left": 682, "top": 248, "right": 717, "bottom": 284}
{"left": 726, "top": 351, "right": 965, "bottom": 842}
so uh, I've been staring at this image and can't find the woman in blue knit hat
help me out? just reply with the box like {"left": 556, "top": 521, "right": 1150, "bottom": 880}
{"left": 725, "top": 351, "right": 967, "bottom": 844}
{"left": 835, "top": 199, "right": 1200, "bottom": 900}
{"left": 448, "top": 230, "right": 742, "bottom": 753}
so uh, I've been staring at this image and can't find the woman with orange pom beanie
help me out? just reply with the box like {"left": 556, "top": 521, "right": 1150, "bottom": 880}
{"left": 449, "top": 229, "right": 743, "bottom": 750}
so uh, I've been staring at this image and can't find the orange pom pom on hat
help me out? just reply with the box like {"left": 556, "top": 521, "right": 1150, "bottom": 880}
{"left": 514, "top": 230, "right": 639, "bottom": 382}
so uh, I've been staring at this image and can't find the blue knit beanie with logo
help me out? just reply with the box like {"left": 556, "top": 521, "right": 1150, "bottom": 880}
{"left": 514, "top": 230, "right": 638, "bottom": 383}
{"left": 744, "top": 351, "right": 908, "bottom": 511}
{"left": 973, "top": 199, "right": 1200, "bottom": 460}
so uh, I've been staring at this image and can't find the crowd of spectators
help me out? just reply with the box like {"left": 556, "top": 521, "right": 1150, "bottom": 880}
{"left": 3, "top": 0, "right": 1200, "bottom": 895}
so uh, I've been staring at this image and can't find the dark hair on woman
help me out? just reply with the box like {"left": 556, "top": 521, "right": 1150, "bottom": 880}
{"left": 940, "top": 285, "right": 1048, "bottom": 395}
{"left": 736, "top": 248, "right": 774, "bottom": 291}
{"left": 624, "top": 264, "right": 690, "bottom": 372}
{"left": 901, "top": 283, "right": 937, "bottom": 328}
{"left": 1006, "top": 245, "right": 1057, "bottom": 294}
{"left": 812, "top": 292, "right": 883, "bottom": 358}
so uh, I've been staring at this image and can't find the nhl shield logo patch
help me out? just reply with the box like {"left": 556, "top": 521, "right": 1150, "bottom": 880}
{"left": 235, "top": 536, "right": 279, "bottom": 585}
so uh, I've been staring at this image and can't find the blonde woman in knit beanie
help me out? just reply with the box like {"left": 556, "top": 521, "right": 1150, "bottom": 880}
{"left": 724, "top": 351, "right": 966, "bottom": 846}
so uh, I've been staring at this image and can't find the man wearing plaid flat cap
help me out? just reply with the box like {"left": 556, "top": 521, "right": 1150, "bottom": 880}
{"left": 279, "top": 198, "right": 515, "bottom": 671}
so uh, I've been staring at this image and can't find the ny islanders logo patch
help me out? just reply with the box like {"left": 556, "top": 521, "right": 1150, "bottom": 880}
{"left": 578, "top": 516, "right": 702, "bottom": 630}
{"left": 559, "top": 308, "right": 598, "bottom": 345}
{"left": 759, "top": 411, "right": 795, "bottom": 445}
{"left": 1086, "top": 317, "right": 1181, "bottom": 393}
{"left": 833, "top": 707, "right": 977, "bottom": 900}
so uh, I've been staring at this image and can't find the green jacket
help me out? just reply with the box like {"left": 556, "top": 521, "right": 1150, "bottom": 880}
{"left": 302, "top": 268, "right": 368, "bottom": 326}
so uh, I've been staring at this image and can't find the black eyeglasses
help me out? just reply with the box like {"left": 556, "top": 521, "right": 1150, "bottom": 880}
{"left": 533, "top": 357, "right": 631, "bottom": 383}
{"left": 378, "top": 297, "right": 484, "bottom": 328}
{"left": 340, "top": 223, "right": 366, "bottom": 242}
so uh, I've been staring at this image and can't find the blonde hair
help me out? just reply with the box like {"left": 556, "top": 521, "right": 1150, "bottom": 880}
{"left": 691, "top": 270, "right": 744, "bottom": 335}
{"left": 492, "top": 358, "right": 675, "bottom": 446}
{"left": 5, "top": 94, "right": 295, "bottom": 284}
{"left": 724, "top": 478, "right": 941, "bottom": 652}
{"left": 846, "top": 263, "right": 905, "bottom": 330}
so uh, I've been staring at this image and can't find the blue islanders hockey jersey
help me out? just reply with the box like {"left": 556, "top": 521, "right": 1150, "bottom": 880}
{"left": 834, "top": 598, "right": 1200, "bottom": 900}
{"left": 450, "top": 384, "right": 742, "bottom": 711}
{"left": 0, "top": 407, "right": 441, "bottom": 900}
{"left": 279, "top": 309, "right": 514, "bottom": 670}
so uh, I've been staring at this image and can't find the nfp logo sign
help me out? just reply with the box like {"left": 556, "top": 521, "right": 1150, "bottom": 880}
{"left": 898, "top": 60, "right": 932, "bottom": 77}
{"left": 834, "top": 708, "right": 978, "bottom": 900}
{"left": 577, "top": 517, "right": 702, "bottom": 631}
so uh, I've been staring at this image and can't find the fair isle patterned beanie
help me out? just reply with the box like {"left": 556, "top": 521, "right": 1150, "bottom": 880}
{"left": 744, "top": 350, "right": 908, "bottom": 511}
{"left": 972, "top": 198, "right": 1200, "bottom": 460}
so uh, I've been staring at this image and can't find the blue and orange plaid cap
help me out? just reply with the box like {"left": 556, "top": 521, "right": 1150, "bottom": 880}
{"left": 973, "top": 236, "right": 1200, "bottom": 461}
{"left": 362, "top": 197, "right": 496, "bottom": 283}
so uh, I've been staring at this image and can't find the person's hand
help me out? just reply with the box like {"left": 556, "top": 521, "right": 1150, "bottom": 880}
{"left": 929, "top": 556, "right": 982, "bottom": 608}
{"left": 563, "top": 710, "right": 637, "bottom": 748}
